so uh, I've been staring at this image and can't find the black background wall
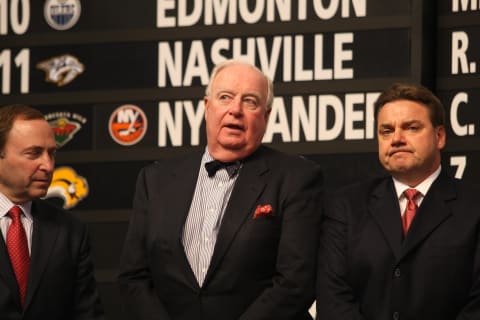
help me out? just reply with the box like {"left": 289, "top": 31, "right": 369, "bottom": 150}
{"left": 1, "top": 1, "right": 479, "bottom": 319}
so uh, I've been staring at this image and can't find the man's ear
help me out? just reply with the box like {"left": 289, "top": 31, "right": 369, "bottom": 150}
{"left": 204, "top": 96, "right": 209, "bottom": 120}
{"left": 436, "top": 125, "right": 446, "bottom": 150}
{"left": 264, "top": 107, "right": 271, "bottom": 121}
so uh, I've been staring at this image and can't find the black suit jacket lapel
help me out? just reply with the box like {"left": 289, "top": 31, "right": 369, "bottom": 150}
{"left": 205, "top": 150, "right": 268, "bottom": 284}
{"left": 162, "top": 153, "right": 204, "bottom": 287}
{"left": 369, "top": 178, "right": 403, "bottom": 261}
{"left": 23, "top": 200, "right": 60, "bottom": 310}
{"left": 401, "top": 170, "right": 455, "bottom": 257}
{"left": 165, "top": 154, "right": 203, "bottom": 243}
{"left": 0, "top": 233, "right": 21, "bottom": 307}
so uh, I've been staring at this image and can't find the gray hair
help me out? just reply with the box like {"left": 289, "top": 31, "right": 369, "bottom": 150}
{"left": 205, "top": 59, "right": 274, "bottom": 111}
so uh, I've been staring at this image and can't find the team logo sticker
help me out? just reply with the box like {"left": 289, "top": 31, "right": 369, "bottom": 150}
{"left": 45, "top": 166, "right": 89, "bottom": 209}
{"left": 44, "top": 0, "right": 81, "bottom": 31}
{"left": 37, "top": 54, "right": 85, "bottom": 86}
{"left": 109, "top": 104, "right": 147, "bottom": 146}
{"left": 44, "top": 111, "right": 86, "bottom": 148}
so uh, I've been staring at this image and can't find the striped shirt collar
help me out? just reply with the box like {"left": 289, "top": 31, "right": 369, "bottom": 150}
{"left": 0, "top": 192, "right": 33, "bottom": 221}
{"left": 393, "top": 165, "right": 441, "bottom": 200}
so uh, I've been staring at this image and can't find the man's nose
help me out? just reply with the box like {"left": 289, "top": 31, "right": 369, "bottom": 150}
{"left": 391, "top": 129, "right": 405, "bottom": 146}
{"left": 40, "top": 152, "right": 55, "bottom": 171}
{"left": 228, "top": 97, "right": 243, "bottom": 115}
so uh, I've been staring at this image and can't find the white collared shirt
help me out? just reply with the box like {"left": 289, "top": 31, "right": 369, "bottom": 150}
{"left": 0, "top": 193, "right": 34, "bottom": 254}
{"left": 182, "top": 148, "right": 241, "bottom": 286}
{"left": 393, "top": 166, "right": 441, "bottom": 217}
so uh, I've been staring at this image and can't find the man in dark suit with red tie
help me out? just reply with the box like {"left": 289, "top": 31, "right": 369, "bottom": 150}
{"left": 118, "top": 59, "right": 323, "bottom": 319}
{"left": 0, "top": 104, "right": 104, "bottom": 319}
{"left": 316, "top": 83, "right": 480, "bottom": 320}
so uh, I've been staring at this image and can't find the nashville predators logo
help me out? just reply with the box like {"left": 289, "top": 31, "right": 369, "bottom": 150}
{"left": 45, "top": 167, "right": 89, "bottom": 209}
{"left": 37, "top": 54, "right": 85, "bottom": 86}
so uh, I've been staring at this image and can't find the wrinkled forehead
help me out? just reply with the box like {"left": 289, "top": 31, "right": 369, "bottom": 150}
{"left": 212, "top": 64, "right": 268, "bottom": 94}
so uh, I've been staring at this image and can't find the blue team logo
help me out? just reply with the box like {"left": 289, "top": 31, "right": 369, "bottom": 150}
{"left": 44, "top": 0, "right": 81, "bottom": 31}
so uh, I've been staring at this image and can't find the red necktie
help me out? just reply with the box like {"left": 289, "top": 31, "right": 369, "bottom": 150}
{"left": 402, "top": 189, "right": 419, "bottom": 236}
{"left": 6, "top": 206, "right": 30, "bottom": 306}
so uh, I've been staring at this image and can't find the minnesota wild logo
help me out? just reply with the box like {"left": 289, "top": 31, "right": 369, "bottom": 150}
{"left": 45, "top": 112, "right": 86, "bottom": 148}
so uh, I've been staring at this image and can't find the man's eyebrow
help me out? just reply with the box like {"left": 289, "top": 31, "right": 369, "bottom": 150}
{"left": 23, "top": 145, "right": 43, "bottom": 151}
{"left": 378, "top": 123, "right": 393, "bottom": 128}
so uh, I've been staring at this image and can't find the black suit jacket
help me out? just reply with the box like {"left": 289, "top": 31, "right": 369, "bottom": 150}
{"left": 316, "top": 169, "right": 480, "bottom": 320}
{"left": 0, "top": 200, "right": 104, "bottom": 320}
{"left": 118, "top": 146, "right": 323, "bottom": 320}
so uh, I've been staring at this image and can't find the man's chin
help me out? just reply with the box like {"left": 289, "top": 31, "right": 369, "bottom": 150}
{"left": 214, "top": 142, "right": 260, "bottom": 159}
{"left": 32, "top": 179, "right": 51, "bottom": 187}
{"left": 385, "top": 156, "right": 414, "bottom": 168}
{"left": 30, "top": 188, "right": 49, "bottom": 199}
{"left": 219, "top": 139, "right": 246, "bottom": 150}
{"left": 384, "top": 161, "right": 410, "bottom": 174}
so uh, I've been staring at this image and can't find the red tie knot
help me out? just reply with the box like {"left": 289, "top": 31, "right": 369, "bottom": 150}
{"left": 404, "top": 188, "right": 419, "bottom": 201}
{"left": 8, "top": 206, "right": 22, "bottom": 221}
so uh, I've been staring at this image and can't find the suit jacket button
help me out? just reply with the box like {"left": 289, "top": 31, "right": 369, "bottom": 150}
{"left": 394, "top": 268, "right": 401, "bottom": 278}
{"left": 393, "top": 311, "right": 400, "bottom": 320}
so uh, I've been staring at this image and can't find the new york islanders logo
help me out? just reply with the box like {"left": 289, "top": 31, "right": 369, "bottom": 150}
{"left": 109, "top": 104, "right": 147, "bottom": 146}
{"left": 45, "top": 167, "right": 89, "bottom": 209}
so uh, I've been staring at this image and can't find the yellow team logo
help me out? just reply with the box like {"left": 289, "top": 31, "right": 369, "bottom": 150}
{"left": 45, "top": 167, "right": 89, "bottom": 209}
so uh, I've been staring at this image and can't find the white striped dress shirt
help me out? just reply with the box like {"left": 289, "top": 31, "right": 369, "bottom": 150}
{"left": 182, "top": 150, "right": 240, "bottom": 286}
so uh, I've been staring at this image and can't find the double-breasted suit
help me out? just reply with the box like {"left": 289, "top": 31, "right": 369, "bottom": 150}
{"left": 119, "top": 146, "right": 323, "bottom": 320}
{"left": 0, "top": 199, "right": 103, "bottom": 320}
{"left": 316, "top": 169, "right": 480, "bottom": 320}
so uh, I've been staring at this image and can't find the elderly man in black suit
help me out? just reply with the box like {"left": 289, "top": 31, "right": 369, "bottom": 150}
{"left": 316, "top": 83, "right": 480, "bottom": 320}
{"left": 119, "top": 59, "right": 323, "bottom": 320}
{"left": 0, "top": 104, "right": 103, "bottom": 319}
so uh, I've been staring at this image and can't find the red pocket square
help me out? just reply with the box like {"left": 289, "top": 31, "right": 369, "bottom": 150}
{"left": 253, "top": 204, "right": 274, "bottom": 219}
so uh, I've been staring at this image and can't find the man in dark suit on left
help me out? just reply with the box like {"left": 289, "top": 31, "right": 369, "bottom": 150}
{"left": 0, "top": 104, "right": 104, "bottom": 319}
